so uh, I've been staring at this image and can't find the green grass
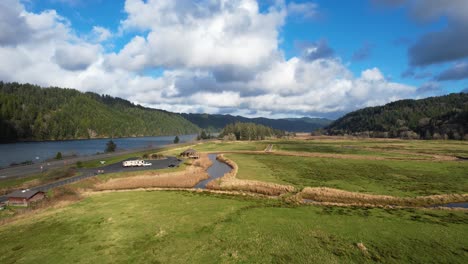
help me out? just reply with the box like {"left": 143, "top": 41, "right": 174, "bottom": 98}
{"left": 272, "top": 140, "right": 422, "bottom": 159}
{"left": 228, "top": 153, "right": 468, "bottom": 196}
{"left": 0, "top": 191, "right": 466, "bottom": 263}
{"left": 193, "top": 141, "right": 267, "bottom": 152}
{"left": 271, "top": 139, "right": 468, "bottom": 159}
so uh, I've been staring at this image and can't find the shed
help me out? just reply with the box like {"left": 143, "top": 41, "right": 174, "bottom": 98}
{"left": 180, "top": 148, "right": 199, "bottom": 159}
{"left": 7, "top": 190, "right": 45, "bottom": 206}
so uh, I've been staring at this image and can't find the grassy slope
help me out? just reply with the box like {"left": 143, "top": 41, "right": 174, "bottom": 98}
{"left": 228, "top": 153, "right": 468, "bottom": 196}
{"left": 0, "top": 192, "right": 466, "bottom": 264}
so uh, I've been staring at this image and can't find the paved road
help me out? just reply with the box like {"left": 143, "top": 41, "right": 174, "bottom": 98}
{"left": 0, "top": 157, "right": 183, "bottom": 203}
{"left": 0, "top": 142, "right": 193, "bottom": 180}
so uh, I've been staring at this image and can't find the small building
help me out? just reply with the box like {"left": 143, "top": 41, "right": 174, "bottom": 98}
{"left": 6, "top": 190, "right": 45, "bottom": 207}
{"left": 180, "top": 148, "right": 199, "bottom": 159}
{"left": 0, "top": 202, "right": 5, "bottom": 210}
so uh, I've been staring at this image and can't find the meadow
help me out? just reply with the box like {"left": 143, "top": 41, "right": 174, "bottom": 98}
{"left": 228, "top": 153, "right": 468, "bottom": 197}
{"left": 0, "top": 191, "right": 466, "bottom": 264}
{"left": 1, "top": 137, "right": 467, "bottom": 263}
{"left": 270, "top": 138, "right": 468, "bottom": 159}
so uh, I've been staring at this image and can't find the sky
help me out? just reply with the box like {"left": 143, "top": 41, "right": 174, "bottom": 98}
{"left": 0, "top": 0, "right": 467, "bottom": 119}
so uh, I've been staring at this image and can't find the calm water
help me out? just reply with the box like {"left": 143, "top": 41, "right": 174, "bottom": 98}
{"left": 195, "top": 153, "right": 232, "bottom": 189}
{"left": 0, "top": 135, "right": 197, "bottom": 168}
{"left": 431, "top": 202, "right": 468, "bottom": 209}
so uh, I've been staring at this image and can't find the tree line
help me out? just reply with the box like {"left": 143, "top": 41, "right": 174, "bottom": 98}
{"left": 325, "top": 93, "right": 468, "bottom": 140}
{"left": 219, "top": 122, "right": 285, "bottom": 140}
{"left": 0, "top": 82, "right": 199, "bottom": 142}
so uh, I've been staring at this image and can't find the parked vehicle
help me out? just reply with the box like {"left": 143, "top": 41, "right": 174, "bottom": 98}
{"left": 122, "top": 160, "right": 151, "bottom": 167}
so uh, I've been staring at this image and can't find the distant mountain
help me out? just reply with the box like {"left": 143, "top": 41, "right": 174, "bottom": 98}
{"left": 181, "top": 113, "right": 332, "bottom": 132}
{"left": 326, "top": 93, "right": 468, "bottom": 140}
{"left": 0, "top": 82, "right": 199, "bottom": 142}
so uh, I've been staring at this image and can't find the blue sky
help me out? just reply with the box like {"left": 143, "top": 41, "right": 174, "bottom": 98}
{"left": 1, "top": 0, "right": 467, "bottom": 118}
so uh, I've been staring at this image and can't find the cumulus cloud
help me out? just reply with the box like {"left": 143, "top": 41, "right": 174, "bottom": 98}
{"left": 435, "top": 62, "right": 468, "bottom": 81}
{"left": 91, "top": 26, "right": 112, "bottom": 42}
{"left": 299, "top": 39, "right": 335, "bottom": 62}
{"left": 376, "top": 0, "right": 468, "bottom": 67}
{"left": 0, "top": 0, "right": 32, "bottom": 45}
{"left": 111, "top": 0, "right": 285, "bottom": 71}
{"left": 0, "top": 0, "right": 422, "bottom": 119}
{"left": 54, "top": 44, "right": 100, "bottom": 71}
{"left": 409, "top": 26, "right": 468, "bottom": 66}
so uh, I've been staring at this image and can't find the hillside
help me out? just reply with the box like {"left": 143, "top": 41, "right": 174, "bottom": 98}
{"left": 326, "top": 93, "right": 468, "bottom": 140}
{"left": 181, "top": 113, "right": 332, "bottom": 132}
{"left": 0, "top": 82, "right": 199, "bottom": 142}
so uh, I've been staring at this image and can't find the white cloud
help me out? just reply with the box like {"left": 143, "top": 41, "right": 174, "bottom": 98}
{"left": 287, "top": 2, "right": 318, "bottom": 19}
{"left": 0, "top": 0, "right": 420, "bottom": 119}
{"left": 91, "top": 26, "right": 112, "bottom": 42}
{"left": 110, "top": 0, "right": 285, "bottom": 70}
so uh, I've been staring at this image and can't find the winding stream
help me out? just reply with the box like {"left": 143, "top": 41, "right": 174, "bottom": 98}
{"left": 195, "top": 153, "right": 232, "bottom": 189}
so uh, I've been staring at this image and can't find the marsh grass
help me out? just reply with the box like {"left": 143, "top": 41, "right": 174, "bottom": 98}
{"left": 227, "top": 153, "right": 468, "bottom": 197}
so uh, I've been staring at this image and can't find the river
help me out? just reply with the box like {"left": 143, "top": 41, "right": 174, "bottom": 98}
{"left": 0, "top": 134, "right": 197, "bottom": 168}
{"left": 195, "top": 153, "right": 232, "bottom": 189}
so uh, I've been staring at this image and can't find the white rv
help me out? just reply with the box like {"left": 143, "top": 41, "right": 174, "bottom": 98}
{"left": 122, "top": 160, "right": 151, "bottom": 167}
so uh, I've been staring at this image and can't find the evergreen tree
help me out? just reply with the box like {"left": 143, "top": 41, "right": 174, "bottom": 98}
{"left": 0, "top": 82, "right": 199, "bottom": 142}
{"left": 105, "top": 140, "right": 117, "bottom": 152}
{"left": 173, "top": 135, "right": 180, "bottom": 144}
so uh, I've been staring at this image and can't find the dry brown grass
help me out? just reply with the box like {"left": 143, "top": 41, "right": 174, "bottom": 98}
{"left": 206, "top": 154, "right": 295, "bottom": 196}
{"left": 300, "top": 187, "right": 468, "bottom": 207}
{"left": 95, "top": 154, "right": 212, "bottom": 190}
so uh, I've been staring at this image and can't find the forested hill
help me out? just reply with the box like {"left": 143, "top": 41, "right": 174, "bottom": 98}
{"left": 181, "top": 113, "right": 332, "bottom": 132}
{"left": 326, "top": 93, "right": 468, "bottom": 140}
{"left": 0, "top": 82, "right": 199, "bottom": 142}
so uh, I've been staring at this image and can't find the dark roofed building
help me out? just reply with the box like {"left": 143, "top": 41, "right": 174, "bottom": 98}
{"left": 180, "top": 148, "right": 199, "bottom": 159}
{"left": 7, "top": 190, "right": 45, "bottom": 206}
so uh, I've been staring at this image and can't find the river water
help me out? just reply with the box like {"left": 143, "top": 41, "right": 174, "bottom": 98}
{"left": 0, "top": 134, "right": 197, "bottom": 168}
{"left": 195, "top": 153, "right": 232, "bottom": 189}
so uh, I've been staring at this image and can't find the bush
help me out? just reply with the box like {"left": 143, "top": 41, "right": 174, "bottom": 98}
{"left": 105, "top": 140, "right": 116, "bottom": 153}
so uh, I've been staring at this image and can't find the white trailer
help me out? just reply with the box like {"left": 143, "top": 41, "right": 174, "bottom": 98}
{"left": 122, "top": 160, "right": 145, "bottom": 167}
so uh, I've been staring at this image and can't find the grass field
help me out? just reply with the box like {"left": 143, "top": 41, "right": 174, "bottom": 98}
{"left": 0, "top": 191, "right": 466, "bottom": 264}
{"left": 228, "top": 153, "right": 468, "bottom": 197}
{"left": 271, "top": 139, "right": 468, "bottom": 158}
